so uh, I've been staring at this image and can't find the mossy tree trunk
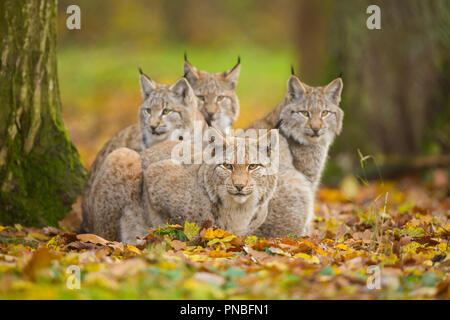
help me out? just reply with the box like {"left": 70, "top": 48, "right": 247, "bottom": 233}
{"left": 0, "top": 0, "right": 87, "bottom": 226}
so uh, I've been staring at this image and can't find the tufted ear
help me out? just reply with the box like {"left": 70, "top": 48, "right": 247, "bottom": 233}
{"left": 287, "top": 75, "right": 306, "bottom": 101}
{"left": 223, "top": 56, "right": 241, "bottom": 89}
{"left": 183, "top": 60, "right": 199, "bottom": 84}
{"left": 139, "top": 68, "right": 156, "bottom": 100}
{"left": 170, "top": 77, "right": 196, "bottom": 107}
{"left": 324, "top": 77, "right": 343, "bottom": 105}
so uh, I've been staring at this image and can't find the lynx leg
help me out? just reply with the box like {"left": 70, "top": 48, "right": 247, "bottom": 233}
{"left": 254, "top": 170, "right": 314, "bottom": 238}
{"left": 90, "top": 148, "right": 143, "bottom": 241}
{"left": 119, "top": 204, "right": 148, "bottom": 244}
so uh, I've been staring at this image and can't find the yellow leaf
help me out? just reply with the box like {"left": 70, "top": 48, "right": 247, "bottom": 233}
{"left": 188, "top": 254, "right": 211, "bottom": 262}
{"left": 157, "top": 261, "right": 178, "bottom": 270}
{"left": 244, "top": 235, "right": 258, "bottom": 246}
{"left": 294, "top": 253, "right": 311, "bottom": 260}
{"left": 27, "top": 232, "right": 49, "bottom": 241}
{"left": 294, "top": 253, "right": 320, "bottom": 264}
{"left": 208, "top": 250, "right": 234, "bottom": 258}
{"left": 437, "top": 242, "right": 448, "bottom": 252}
{"left": 203, "top": 228, "right": 216, "bottom": 240}
{"left": 46, "top": 235, "right": 59, "bottom": 250}
{"left": 336, "top": 244, "right": 351, "bottom": 251}
{"left": 126, "top": 244, "right": 142, "bottom": 255}
{"left": 14, "top": 224, "right": 23, "bottom": 232}
{"left": 184, "top": 221, "right": 200, "bottom": 241}
{"left": 302, "top": 239, "right": 328, "bottom": 256}
{"left": 0, "top": 225, "right": 10, "bottom": 232}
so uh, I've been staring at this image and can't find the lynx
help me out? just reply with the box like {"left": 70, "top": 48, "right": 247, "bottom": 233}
{"left": 184, "top": 55, "right": 241, "bottom": 133}
{"left": 87, "top": 130, "right": 278, "bottom": 242}
{"left": 248, "top": 73, "right": 344, "bottom": 237}
{"left": 81, "top": 71, "right": 206, "bottom": 233}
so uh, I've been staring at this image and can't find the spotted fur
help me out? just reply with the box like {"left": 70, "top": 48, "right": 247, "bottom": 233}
{"left": 248, "top": 75, "right": 344, "bottom": 237}
{"left": 81, "top": 72, "right": 206, "bottom": 233}
{"left": 88, "top": 131, "right": 278, "bottom": 242}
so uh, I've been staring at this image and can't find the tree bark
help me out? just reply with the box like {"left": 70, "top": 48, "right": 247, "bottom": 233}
{"left": 0, "top": 0, "right": 87, "bottom": 226}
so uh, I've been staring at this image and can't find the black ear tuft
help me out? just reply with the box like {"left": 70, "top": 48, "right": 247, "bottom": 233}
{"left": 338, "top": 71, "right": 343, "bottom": 79}
{"left": 138, "top": 67, "right": 144, "bottom": 75}
{"left": 237, "top": 55, "right": 241, "bottom": 65}
{"left": 184, "top": 51, "right": 188, "bottom": 62}
{"left": 291, "top": 65, "right": 295, "bottom": 76}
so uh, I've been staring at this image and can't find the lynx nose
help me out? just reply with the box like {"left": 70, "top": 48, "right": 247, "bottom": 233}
{"left": 150, "top": 125, "right": 157, "bottom": 132}
{"left": 311, "top": 127, "right": 320, "bottom": 135}
{"left": 235, "top": 184, "right": 245, "bottom": 191}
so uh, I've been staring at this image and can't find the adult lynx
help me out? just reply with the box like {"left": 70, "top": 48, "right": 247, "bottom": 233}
{"left": 87, "top": 130, "right": 278, "bottom": 242}
{"left": 249, "top": 73, "right": 344, "bottom": 237}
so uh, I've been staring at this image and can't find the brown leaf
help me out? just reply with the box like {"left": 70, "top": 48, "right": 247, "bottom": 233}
{"left": 59, "top": 233, "right": 78, "bottom": 245}
{"left": 171, "top": 240, "right": 187, "bottom": 251}
{"left": 77, "top": 233, "right": 110, "bottom": 245}
{"left": 23, "top": 248, "right": 53, "bottom": 279}
{"left": 42, "top": 226, "right": 61, "bottom": 236}
{"left": 66, "top": 241, "right": 97, "bottom": 250}
{"left": 108, "top": 258, "right": 147, "bottom": 278}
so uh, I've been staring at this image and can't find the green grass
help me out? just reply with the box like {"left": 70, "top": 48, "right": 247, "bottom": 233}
{"left": 58, "top": 43, "right": 296, "bottom": 126}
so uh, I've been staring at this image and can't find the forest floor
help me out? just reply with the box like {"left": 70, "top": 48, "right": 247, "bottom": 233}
{"left": 0, "top": 173, "right": 449, "bottom": 299}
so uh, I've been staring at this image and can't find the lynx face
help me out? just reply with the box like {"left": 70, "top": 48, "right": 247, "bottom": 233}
{"left": 184, "top": 59, "right": 240, "bottom": 133}
{"left": 139, "top": 72, "right": 198, "bottom": 149}
{"left": 279, "top": 76, "right": 344, "bottom": 146}
{"left": 206, "top": 132, "right": 277, "bottom": 205}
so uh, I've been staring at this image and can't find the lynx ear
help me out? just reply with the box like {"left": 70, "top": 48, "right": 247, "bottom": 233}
{"left": 223, "top": 56, "right": 241, "bottom": 89}
{"left": 170, "top": 77, "right": 196, "bottom": 107}
{"left": 324, "top": 77, "right": 343, "bottom": 105}
{"left": 183, "top": 60, "right": 199, "bottom": 84}
{"left": 287, "top": 75, "right": 306, "bottom": 101}
{"left": 139, "top": 68, "right": 156, "bottom": 100}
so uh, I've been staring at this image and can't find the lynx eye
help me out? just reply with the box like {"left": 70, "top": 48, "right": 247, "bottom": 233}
{"left": 299, "top": 111, "right": 310, "bottom": 118}
{"left": 248, "top": 164, "right": 259, "bottom": 170}
{"left": 162, "top": 108, "right": 171, "bottom": 115}
{"left": 145, "top": 108, "right": 152, "bottom": 115}
{"left": 217, "top": 95, "right": 226, "bottom": 102}
{"left": 321, "top": 110, "right": 330, "bottom": 117}
{"left": 197, "top": 95, "right": 205, "bottom": 102}
{"left": 222, "top": 164, "right": 233, "bottom": 170}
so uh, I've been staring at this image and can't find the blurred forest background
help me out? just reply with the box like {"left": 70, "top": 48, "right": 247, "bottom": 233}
{"left": 56, "top": 0, "right": 450, "bottom": 185}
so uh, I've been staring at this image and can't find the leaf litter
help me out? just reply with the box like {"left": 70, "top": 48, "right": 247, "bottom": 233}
{"left": 0, "top": 175, "right": 449, "bottom": 299}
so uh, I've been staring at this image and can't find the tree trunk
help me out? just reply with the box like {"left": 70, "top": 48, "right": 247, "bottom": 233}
{"left": 0, "top": 0, "right": 87, "bottom": 226}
